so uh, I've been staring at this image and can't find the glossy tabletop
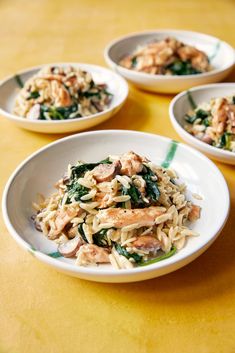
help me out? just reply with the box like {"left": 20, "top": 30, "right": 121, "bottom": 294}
{"left": 0, "top": 0, "right": 235, "bottom": 352}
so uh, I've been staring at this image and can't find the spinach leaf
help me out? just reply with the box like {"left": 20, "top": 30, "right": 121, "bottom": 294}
{"left": 70, "top": 164, "right": 98, "bottom": 179}
{"left": 202, "top": 117, "right": 210, "bottom": 127}
{"left": 93, "top": 229, "right": 110, "bottom": 247}
{"left": 39, "top": 104, "right": 80, "bottom": 120}
{"left": 195, "top": 109, "right": 209, "bottom": 119}
{"left": 114, "top": 243, "right": 142, "bottom": 263}
{"left": 218, "top": 132, "right": 231, "bottom": 149}
{"left": 82, "top": 91, "right": 101, "bottom": 99}
{"left": 139, "top": 246, "right": 177, "bottom": 266}
{"left": 122, "top": 166, "right": 160, "bottom": 207}
{"left": 131, "top": 56, "right": 138, "bottom": 67}
{"left": 102, "top": 89, "right": 113, "bottom": 97}
{"left": 78, "top": 223, "right": 88, "bottom": 243}
{"left": 98, "top": 158, "right": 112, "bottom": 164}
{"left": 186, "top": 109, "right": 209, "bottom": 125}
{"left": 167, "top": 60, "right": 201, "bottom": 76}
{"left": 70, "top": 158, "right": 111, "bottom": 180}
{"left": 185, "top": 114, "right": 197, "bottom": 124}
{"left": 48, "top": 251, "right": 62, "bottom": 258}
{"left": 122, "top": 185, "right": 145, "bottom": 208}
{"left": 27, "top": 91, "right": 40, "bottom": 100}
{"left": 233, "top": 96, "right": 235, "bottom": 104}
{"left": 66, "top": 158, "right": 111, "bottom": 203}
{"left": 141, "top": 166, "right": 160, "bottom": 202}
{"left": 15, "top": 74, "right": 24, "bottom": 88}
{"left": 144, "top": 176, "right": 160, "bottom": 202}
{"left": 66, "top": 182, "right": 88, "bottom": 203}
{"left": 122, "top": 184, "right": 139, "bottom": 203}
{"left": 186, "top": 90, "right": 197, "bottom": 109}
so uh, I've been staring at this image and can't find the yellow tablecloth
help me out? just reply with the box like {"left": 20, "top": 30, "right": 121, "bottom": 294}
{"left": 0, "top": 1, "right": 235, "bottom": 352}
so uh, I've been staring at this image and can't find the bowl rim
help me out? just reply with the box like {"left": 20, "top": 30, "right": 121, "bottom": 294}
{"left": 104, "top": 29, "right": 235, "bottom": 80}
{"left": 169, "top": 82, "right": 235, "bottom": 159}
{"left": 2, "top": 130, "right": 230, "bottom": 278}
{"left": 0, "top": 62, "right": 129, "bottom": 125}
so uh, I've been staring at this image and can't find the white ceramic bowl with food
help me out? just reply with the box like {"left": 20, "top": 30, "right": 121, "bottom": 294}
{"left": 169, "top": 83, "right": 235, "bottom": 165}
{"left": 2, "top": 130, "right": 230, "bottom": 283}
{"left": 0, "top": 63, "right": 128, "bottom": 134}
{"left": 104, "top": 30, "right": 235, "bottom": 94}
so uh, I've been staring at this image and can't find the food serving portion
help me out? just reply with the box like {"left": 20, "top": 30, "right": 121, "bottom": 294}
{"left": 3, "top": 130, "right": 229, "bottom": 282}
{"left": 119, "top": 37, "right": 210, "bottom": 76}
{"left": 14, "top": 65, "right": 112, "bottom": 120}
{"left": 184, "top": 94, "right": 235, "bottom": 152}
{"left": 32, "top": 151, "right": 201, "bottom": 270}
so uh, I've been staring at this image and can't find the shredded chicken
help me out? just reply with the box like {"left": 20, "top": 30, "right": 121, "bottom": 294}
{"left": 96, "top": 206, "right": 165, "bottom": 228}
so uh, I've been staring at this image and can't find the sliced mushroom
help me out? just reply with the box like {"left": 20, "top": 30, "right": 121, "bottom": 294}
{"left": 58, "top": 236, "right": 83, "bottom": 258}
{"left": 132, "top": 235, "right": 161, "bottom": 252}
{"left": 93, "top": 160, "right": 121, "bottom": 182}
{"left": 31, "top": 215, "right": 42, "bottom": 232}
{"left": 201, "top": 134, "right": 213, "bottom": 145}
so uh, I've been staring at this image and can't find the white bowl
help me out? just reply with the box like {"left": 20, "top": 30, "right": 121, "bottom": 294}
{"left": 169, "top": 83, "right": 235, "bottom": 165}
{"left": 2, "top": 130, "right": 230, "bottom": 283}
{"left": 104, "top": 30, "right": 235, "bottom": 94}
{"left": 0, "top": 63, "right": 128, "bottom": 134}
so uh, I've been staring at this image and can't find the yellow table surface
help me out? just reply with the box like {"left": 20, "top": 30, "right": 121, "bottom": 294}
{"left": 0, "top": 0, "right": 235, "bottom": 352}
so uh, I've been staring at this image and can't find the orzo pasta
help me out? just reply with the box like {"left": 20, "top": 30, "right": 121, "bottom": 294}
{"left": 32, "top": 151, "right": 201, "bottom": 269}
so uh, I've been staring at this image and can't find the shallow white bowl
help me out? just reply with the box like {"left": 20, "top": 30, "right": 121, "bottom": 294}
{"left": 2, "top": 130, "right": 230, "bottom": 283}
{"left": 169, "top": 83, "right": 235, "bottom": 165}
{"left": 0, "top": 63, "right": 128, "bottom": 134}
{"left": 104, "top": 30, "right": 235, "bottom": 94}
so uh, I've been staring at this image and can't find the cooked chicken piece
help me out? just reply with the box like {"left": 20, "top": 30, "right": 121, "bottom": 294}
{"left": 177, "top": 45, "right": 209, "bottom": 72}
{"left": 48, "top": 207, "right": 81, "bottom": 239}
{"left": 120, "top": 151, "right": 145, "bottom": 176}
{"left": 137, "top": 40, "right": 167, "bottom": 56}
{"left": 188, "top": 204, "right": 201, "bottom": 222}
{"left": 132, "top": 235, "right": 161, "bottom": 252}
{"left": 136, "top": 55, "right": 154, "bottom": 70}
{"left": 96, "top": 206, "right": 165, "bottom": 228}
{"left": 93, "top": 160, "right": 121, "bottom": 182}
{"left": 191, "top": 53, "right": 209, "bottom": 72}
{"left": 67, "top": 226, "right": 78, "bottom": 239}
{"left": 227, "top": 104, "right": 235, "bottom": 133}
{"left": 95, "top": 192, "right": 113, "bottom": 209}
{"left": 154, "top": 47, "right": 174, "bottom": 66}
{"left": 211, "top": 98, "right": 228, "bottom": 135}
{"left": 76, "top": 244, "right": 110, "bottom": 265}
{"left": 41, "top": 74, "right": 64, "bottom": 82}
{"left": 51, "top": 80, "right": 72, "bottom": 107}
{"left": 165, "top": 37, "right": 182, "bottom": 51}
{"left": 58, "top": 236, "right": 84, "bottom": 258}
